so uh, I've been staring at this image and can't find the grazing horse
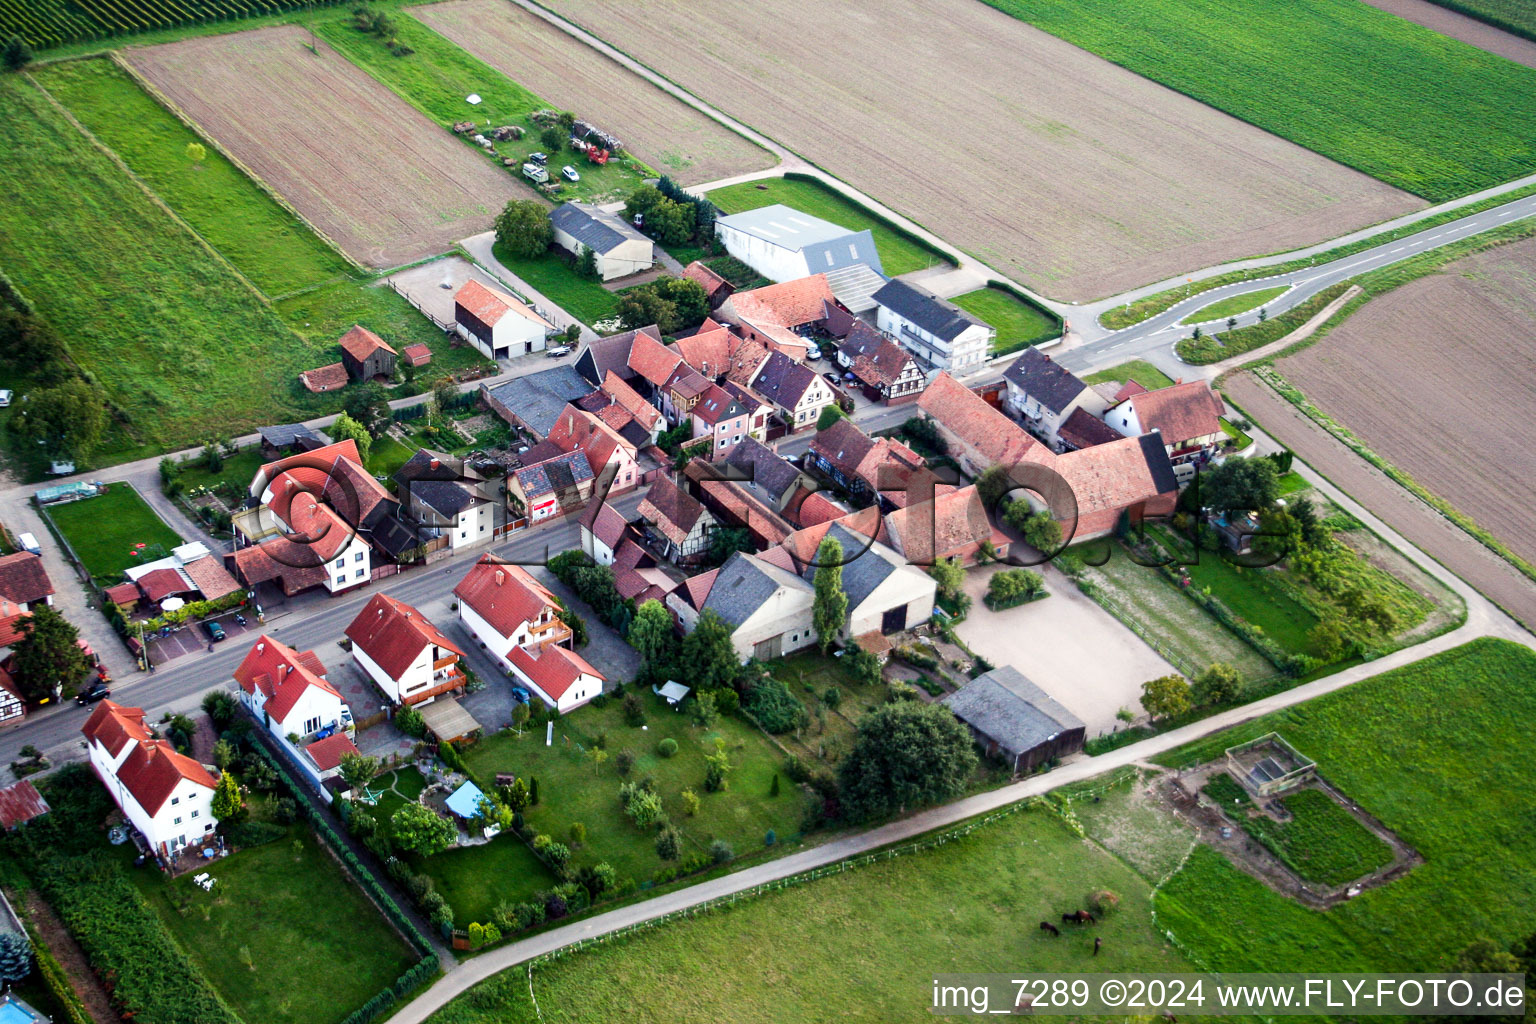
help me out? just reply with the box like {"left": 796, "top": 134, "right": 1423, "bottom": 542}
{"left": 1039, "top": 921, "right": 1060, "bottom": 936}
{"left": 1063, "top": 910, "right": 1096, "bottom": 925}
{"left": 1093, "top": 937, "right": 1102, "bottom": 956}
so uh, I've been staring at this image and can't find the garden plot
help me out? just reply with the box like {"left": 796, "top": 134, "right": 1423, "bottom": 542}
{"left": 538, "top": 0, "right": 1418, "bottom": 301}
{"left": 127, "top": 26, "right": 521, "bottom": 268}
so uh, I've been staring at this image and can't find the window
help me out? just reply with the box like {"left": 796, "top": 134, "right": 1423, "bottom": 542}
{"left": 174, "top": 816, "right": 183, "bottom": 825}
{"left": 718, "top": 438, "right": 727, "bottom": 448}
{"left": 480, "top": 524, "right": 486, "bottom": 532}
{"left": 460, "top": 532, "right": 468, "bottom": 540}
{"left": 335, "top": 576, "right": 346, "bottom": 586}
{"left": 171, "top": 796, "right": 180, "bottom": 806}
{"left": 304, "top": 716, "right": 321, "bottom": 733}
{"left": 824, "top": 252, "right": 833, "bottom": 266}
{"left": 355, "top": 568, "right": 365, "bottom": 578}
{"left": 335, "top": 558, "right": 345, "bottom": 569}
{"left": 355, "top": 552, "right": 364, "bottom": 562}
{"left": 733, "top": 435, "right": 742, "bottom": 444}
{"left": 191, "top": 810, "right": 199, "bottom": 819}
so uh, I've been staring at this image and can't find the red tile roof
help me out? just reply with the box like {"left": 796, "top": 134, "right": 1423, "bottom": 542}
{"left": 677, "top": 568, "right": 718, "bottom": 610}
{"left": 682, "top": 260, "right": 729, "bottom": 296}
{"left": 181, "top": 555, "right": 242, "bottom": 601}
{"left": 136, "top": 567, "right": 190, "bottom": 603}
{"left": 345, "top": 593, "right": 462, "bottom": 681}
{"left": 305, "top": 732, "right": 361, "bottom": 773}
{"left": 1054, "top": 436, "right": 1179, "bottom": 523}
{"left": 791, "top": 491, "right": 845, "bottom": 528}
{"left": 639, "top": 476, "right": 709, "bottom": 547}
{"left": 601, "top": 371, "right": 662, "bottom": 431}
{"left": 81, "top": 700, "right": 150, "bottom": 759}
{"left": 259, "top": 438, "right": 363, "bottom": 484}
{"left": 402, "top": 343, "right": 433, "bottom": 367}
{"left": 727, "top": 275, "right": 834, "bottom": 330}
{"left": 1123, "top": 381, "right": 1224, "bottom": 444}
{"left": 579, "top": 500, "right": 631, "bottom": 550}
{"left": 1058, "top": 406, "right": 1122, "bottom": 450}
{"left": 0, "top": 779, "right": 48, "bottom": 828}
{"left": 233, "top": 634, "right": 341, "bottom": 725}
{"left": 1113, "top": 379, "right": 1148, "bottom": 403}
{"left": 546, "top": 406, "right": 632, "bottom": 477}
{"left": 917, "top": 372, "right": 1047, "bottom": 469}
{"left": 667, "top": 365, "right": 714, "bottom": 401}
{"left": 725, "top": 336, "right": 771, "bottom": 387}
{"left": 230, "top": 544, "right": 328, "bottom": 594}
{"left": 672, "top": 323, "right": 734, "bottom": 379}
{"left": 259, "top": 440, "right": 393, "bottom": 531}
{"left": 338, "top": 324, "right": 397, "bottom": 363}
{"left": 453, "top": 556, "right": 562, "bottom": 639}
{"left": 456, "top": 279, "right": 551, "bottom": 329}
{"left": 508, "top": 643, "right": 604, "bottom": 702}
{"left": 781, "top": 506, "right": 888, "bottom": 564}
{"left": 300, "top": 363, "right": 349, "bottom": 392}
{"left": 883, "top": 485, "right": 1005, "bottom": 565}
{"left": 0, "top": 553, "right": 53, "bottom": 606}
{"left": 697, "top": 480, "right": 792, "bottom": 546}
{"left": 0, "top": 599, "right": 32, "bottom": 648}
{"left": 104, "top": 582, "right": 141, "bottom": 607}
{"left": 117, "top": 738, "right": 216, "bottom": 814}
{"left": 627, "top": 329, "right": 683, "bottom": 388}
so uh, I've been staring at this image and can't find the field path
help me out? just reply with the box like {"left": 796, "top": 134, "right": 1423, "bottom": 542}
{"left": 1357, "top": 0, "right": 1536, "bottom": 69}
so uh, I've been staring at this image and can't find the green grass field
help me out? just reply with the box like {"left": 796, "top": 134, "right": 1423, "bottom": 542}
{"left": 489, "top": 242, "right": 619, "bottom": 326}
{"left": 35, "top": 58, "right": 351, "bottom": 298}
{"left": 705, "top": 176, "right": 953, "bottom": 276}
{"left": 1427, "top": 0, "right": 1536, "bottom": 39}
{"left": 132, "top": 824, "right": 416, "bottom": 1024}
{"left": 410, "top": 833, "right": 557, "bottom": 927}
{"left": 46, "top": 483, "right": 182, "bottom": 582}
{"left": 949, "top": 285, "right": 1061, "bottom": 355}
{"left": 1081, "top": 359, "right": 1175, "bottom": 390}
{"left": 768, "top": 651, "right": 895, "bottom": 764}
{"left": 0, "top": 75, "right": 336, "bottom": 457}
{"left": 981, "top": 0, "right": 1536, "bottom": 202}
{"left": 168, "top": 445, "right": 266, "bottom": 499}
{"left": 1180, "top": 286, "right": 1288, "bottom": 326}
{"left": 1158, "top": 638, "right": 1536, "bottom": 971}
{"left": 276, "top": 278, "right": 485, "bottom": 374}
{"left": 318, "top": 15, "right": 650, "bottom": 204}
{"left": 1239, "top": 788, "right": 1395, "bottom": 886}
{"left": 427, "top": 804, "right": 1194, "bottom": 1023}
{"left": 1177, "top": 553, "right": 1320, "bottom": 653}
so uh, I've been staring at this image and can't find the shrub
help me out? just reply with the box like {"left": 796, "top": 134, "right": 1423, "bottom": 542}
{"left": 713, "top": 687, "right": 740, "bottom": 715}
{"left": 569, "top": 822, "right": 587, "bottom": 846}
{"left": 710, "top": 839, "right": 733, "bottom": 864}
{"left": 655, "top": 825, "right": 681, "bottom": 860}
{"left": 657, "top": 737, "right": 679, "bottom": 758}
{"left": 615, "top": 749, "right": 636, "bottom": 775}
{"left": 622, "top": 693, "right": 646, "bottom": 727}
{"left": 1087, "top": 889, "right": 1121, "bottom": 916}
{"left": 393, "top": 704, "right": 426, "bottom": 738}
{"left": 743, "top": 675, "right": 807, "bottom": 734}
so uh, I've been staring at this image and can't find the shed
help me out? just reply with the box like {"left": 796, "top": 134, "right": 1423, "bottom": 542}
{"left": 942, "top": 665, "right": 1085, "bottom": 773}
{"left": 416, "top": 695, "right": 480, "bottom": 744}
{"left": 0, "top": 779, "right": 49, "bottom": 829}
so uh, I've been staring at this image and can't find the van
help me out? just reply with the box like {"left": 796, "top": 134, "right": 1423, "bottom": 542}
{"left": 17, "top": 533, "right": 40, "bottom": 556}
{"left": 1173, "top": 462, "right": 1198, "bottom": 486}
{"left": 522, "top": 162, "right": 549, "bottom": 184}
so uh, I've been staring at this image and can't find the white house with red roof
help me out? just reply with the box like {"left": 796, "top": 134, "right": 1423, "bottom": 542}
{"left": 346, "top": 593, "right": 466, "bottom": 707}
{"left": 579, "top": 500, "right": 631, "bottom": 566}
{"left": 233, "top": 635, "right": 359, "bottom": 794}
{"left": 453, "top": 279, "right": 552, "bottom": 360}
{"left": 83, "top": 700, "right": 218, "bottom": 857}
{"left": 507, "top": 643, "right": 604, "bottom": 713}
{"left": 1104, "top": 380, "right": 1226, "bottom": 466}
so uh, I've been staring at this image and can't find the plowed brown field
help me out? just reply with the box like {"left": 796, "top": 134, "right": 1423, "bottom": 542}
{"left": 412, "top": 0, "right": 774, "bottom": 186}
{"left": 128, "top": 26, "right": 521, "bottom": 268}
{"left": 537, "top": 0, "right": 1421, "bottom": 301}
{"left": 1275, "top": 235, "right": 1536, "bottom": 567}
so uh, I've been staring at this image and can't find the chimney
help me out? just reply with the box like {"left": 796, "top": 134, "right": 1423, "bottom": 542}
{"left": 256, "top": 642, "right": 265, "bottom": 653}
{"left": 430, "top": 458, "right": 440, "bottom": 471}
{"left": 495, "top": 570, "right": 505, "bottom": 586}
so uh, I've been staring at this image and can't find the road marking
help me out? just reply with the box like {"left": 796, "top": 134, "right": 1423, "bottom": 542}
{"left": 1499, "top": 210, "right": 1516, "bottom": 218}
{"left": 1391, "top": 247, "right": 1405, "bottom": 253}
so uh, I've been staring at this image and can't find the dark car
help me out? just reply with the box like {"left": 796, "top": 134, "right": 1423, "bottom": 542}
{"left": 528, "top": 151, "right": 548, "bottom": 165}
{"left": 203, "top": 620, "right": 227, "bottom": 642}
{"left": 511, "top": 686, "right": 532, "bottom": 704}
{"left": 821, "top": 372, "right": 843, "bottom": 389}
{"left": 76, "top": 682, "right": 111, "bottom": 705}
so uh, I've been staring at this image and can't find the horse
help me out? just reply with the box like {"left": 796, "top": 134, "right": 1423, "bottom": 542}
{"left": 1093, "top": 937, "right": 1102, "bottom": 956}
{"left": 1063, "top": 910, "right": 1096, "bottom": 924}
{"left": 1039, "top": 921, "right": 1060, "bottom": 936}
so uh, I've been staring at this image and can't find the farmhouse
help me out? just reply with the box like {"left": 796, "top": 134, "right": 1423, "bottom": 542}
{"left": 1105, "top": 381, "right": 1226, "bottom": 466}
{"left": 337, "top": 325, "right": 396, "bottom": 382}
{"left": 0, "top": 668, "right": 24, "bottom": 724}
{"left": 687, "top": 468, "right": 795, "bottom": 549}
{"left": 394, "top": 449, "right": 498, "bottom": 553}
{"left": 574, "top": 325, "right": 663, "bottom": 388}
{"left": 610, "top": 536, "right": 680, "bottom": 608}
{"left": 836, "top": 321, "right": 926, "bottom": 403}
{"left": 681, "top": 260, "right": 734, "bottom": 309}
{"left": 545, "top": 405, "right": 640, "bottom": 496}
{"left": 792, "top": 521, "right": 935, "bottom": 639}
{"left": 1002, "top": 348, "right": 1110, "bottom": 451}
{"left": 714, "top": 204, "right": 883, "bottom": 283}
{"left": 917, "top": 372, "right": 1048, "bottom": 477}
{"left": 510, "top": 450, "right": 595, "bottom": 522}
{"left": 722, "top": 437, "right": 813, "bottom": 512}
{"left": 346, "top": 594, "right": 466, "bottom": 707}
{"left": 807, "top": 418, "right": 926, "bottom": 505}
{"left": 661, "top": 363, "right": 715, "bottom": 428}
{"left": 579, "top": 499, "right": 631, "bottom": 565}
{"left": 455, "top": 279, "right": 552, "bottom": 360}
{"left": 873, "top": 279, "right": 993, "bottom": 372}
{"left": 942, "top": 666, "right": 1085, "bottom": 773}
{"left": 1053, "top": 434, "right": 1180, "bottom": 540}
{"left": 117, "top": 541, "right": 241, "bottom": 610}
{"left": 717, "top": 276, "right": 836, "bottom": 358}
{"left": 638, "top": 476, "right": 715, "bottom": 564}
{"left": 883, "top": 484, "right": 1009, "bottom": 567}
{"left": 693, "top": 550, "right": 816, "bottom": 662}
{"left": 550, "top": 202, "right": 654, "bottom": 281}
{"left": 83, "top": 700, "right": 217, "bottom": 858}
{"left": 598, "top": 371, "right": 663, "bottom": 444}
{"left": 749, "top": 350, "right": 835, "bottom": 431}
{"left": 481, "top": 365, "right": 593, "bottom": 438}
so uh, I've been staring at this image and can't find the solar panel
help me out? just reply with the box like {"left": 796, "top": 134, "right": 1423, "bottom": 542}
{"left": 1248, "top": 757, "right": 1285, "bottom": 786}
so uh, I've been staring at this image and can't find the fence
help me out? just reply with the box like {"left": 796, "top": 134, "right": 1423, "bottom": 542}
{"left": 387, "top": 280, "right": 453, "bottom": 332}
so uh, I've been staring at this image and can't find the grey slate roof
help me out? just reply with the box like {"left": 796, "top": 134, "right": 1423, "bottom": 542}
{"left": 750, "top": 350, "right": 817, "bottom": 410}
{"left": 942, "top": 666, "right": 1085, "bottom": 759}
{"left": 409, "top": 479, "right": 483, "bottom": 518}
{"left": 486, "top": 366, "right": 593, "bottom": 437}
{"left": 574, "top": 326, "right": 660, "bottom": 387}
{"left": 872, "top": 279, "right": 987, "bottom": 342}
{"left": 797, "top": 521, "right": 898, "bottom": 609}
{"left": 1139, "top": 432, "right": 1180, "bottom": 494}
{"left": 702, "top": 551, "right": 810, "bottom": 629}
{"left": 820, "top": 262, "right": 888, "bottom": 313}
{"left": 723, "top": 437, "right": 802, "bottom": 505}
{"left": 394, "top": 447, "right": 462, "bottom": 488}
{"left": 514, "top": 450, "right": 594, "bottom": 497}
{"left": 551, "top": 202, "right": 652, "bottom": 255}
{"left": 259, "top": 423, "right": 329, "bottom": 449}
{"left": 1002, "top": 348, "right": 1090, "bottom": 415}
{"left": 716, "top": 205, "right": 854, "bottom": 248}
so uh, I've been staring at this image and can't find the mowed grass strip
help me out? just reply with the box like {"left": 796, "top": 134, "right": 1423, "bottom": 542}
{"left": 1179, "top": 286, "right": 1288, "bottom": 326}
{"left": 489, "top": 242, "right": 619, "bottom": 326}
{"left": 1158, "top": 638, "right": 1536, "bottom": 971}
{"left": 46, "top": 483, "right": 182, "bottom": 582}
{"left": 0, "top": 75, "right": 330, "bottom": 451}
{"left": 133, "top": 825, "right": 417, "bottom": 1024}
{"left": 1081, "top": 360, "right": 1175, "bottom": 390}
{"left": 950, "top": 285, "right": 1061, "bottom": 355}
{"left": 426, "top": 804, "right": 1194, "bottom": 1023}
{"left": 705, "top": 176, "right": 953, "bottom": 276}
{"left": 981, "top": 0, "right": 1536, "bottom": 201}
{"left": 34, "top": 57, "right": 351, "bottom": 297}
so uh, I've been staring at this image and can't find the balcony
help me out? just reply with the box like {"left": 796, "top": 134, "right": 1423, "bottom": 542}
{"left": 526, "top": 616, "right": 573, "bottom": 650}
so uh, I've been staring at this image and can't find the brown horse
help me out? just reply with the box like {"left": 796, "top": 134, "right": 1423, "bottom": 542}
{"left": 1039, "top": 921, "right": 1060, "bottom": 936}
{"left": 1062, "top": 910, "right": 1096, "bottom": 925}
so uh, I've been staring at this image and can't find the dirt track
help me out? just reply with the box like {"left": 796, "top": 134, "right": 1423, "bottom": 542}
{"left": 1357, "top": 0, "right": 1536, "bottom": 69}
{"left": 128, "top": 27, "right": 521, "bottom": 268}
{"left": 538, "top": 0, "right": 1420, "bottom": 301}
{"left": 1276, "top": 235, "right": 1536, "bottom": 567}
{"left": 413, "top": 0, "right": 774, "bottom": 186}
{"left": 1225, "top": 372, "right": 1536, "bottom": 632}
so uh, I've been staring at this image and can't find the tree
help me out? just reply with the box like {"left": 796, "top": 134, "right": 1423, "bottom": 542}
{"left": 1309, "top": 618, "right": 1348, "bottom": 661}
{"left": 338, "top": 751, "right": 380, "bottom": 792}
{"left": 8, "top": 378, "right": 107, "bottom": 464}
{"left": 343, "top": 382, "right": 391, "bottom": 437}
{"left": 213, "top": 739, "right": 235, "bottom": 771}
{"left": 539, "top": 126, "right": 564, "bottom": 153}
{"left": 838, "top": 702, "right": 978, "bottom": 821}
{"left": 987, "top": 568, "right": 1042, "bottom": 607}
{"left": 1019, "top": 511, "right": 1063, "bottom": 553}
{"left": 816, "top": 404, "right": 846, "bottom": 430}
{"left": 690, "top": 691, "right": 720, "bottom": 728}
{"left": 975, "top": 465, "right": 1011, "bottom": 510}
{"left": 927, "top": 556, "right": 965, "bottom": 603}
{"left": 569, "top": 821, "right": 587, "bottom": 846}
{"left": 703, "top": 737, "right": 731, "bottom": 792}
{"left": 707, "top": 526, "right": 752, "bottom": 567}
{"left": 644, "top": 198, "right": 695, "bottom": 246}
{"left": 0, "top": 308, "right": 66, "bottom": 372}
{"left": 393, "top": 703, "right": 426, "bottom": 738}
{"left": 495, "top": 199, "right": 554, "bottom": 259}
{"left": 0, "top": 932, "right": 31, "bottom": 984}
{"left": 328, "top": 412, "right": 373, "bottom": 465}
{"left": 185, "top": 141, "right": 206, "bottom": 166}
{"left": 202, "top": 689, "right": 238, "bottom": 729}
{"left": 1140, "top": 675, "right": 1193, "bottom": 720}
{"left": 211, "top": 771, "right": 243, "bottom": 821}
{"left": 681, "top": 788, "right": 700, "bottom": 816}
{"left": 576, "top": 245, "right": 598, "bottom": 280}
{"left": 845, "top": 644, "right": 882, "bottom": 688}
{"left": 510, "top": 702, "right": 531, "bottom": 734}
{"left": 620, "top": 783, "right": 663, "bottom": 828}
{"left": 431, "top": 376, "right": 459, "bottom": 420}
{"left": 655, "top": 824, "right": 681, "bottom": 860}
{"left": 9, "top": 605, "right": 89, "bottom": 702}
{"left": 391, "top": 803, "right": 455, "bottom": 856}
{"left": 2, "top": 35, "right": 31, "bottom": 73}
{"left": 1199, "top": 456, "right": 1280, "bottom": 513}
{"left": 1192, "top": 663, "right": 1243, "bottom": 706}
{"left": 616, "top": 288, "right": 678, "bottom": 335}
{"left": 681, "top": 609, "right": 738, "bottom": 691}
{"left": 812, "top": 536, "right": 848, "bottom": 654}
{"left": 628, "top": 599, "right": 677, "bottom": 681}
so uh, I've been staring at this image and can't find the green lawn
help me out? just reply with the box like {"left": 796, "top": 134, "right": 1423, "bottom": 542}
{"left": 365, "top": 436, "right": 420, "bottom": 479}
{"left": 276, "top": 278, "right": 486, "bottom": 376}
{"left": 767, "top": 651, "right": 893, "bottom": 764}
{"left": 1180, "top": 286, "right": 1288, "bottom": 326}
{"left": 1237, "top": 787, "right": 1395, "bottom": 886}
{"left": 410, "top": 833, "right": 557, "bottom": 927}
{"left": 46, "top": 483, "right": 182, "bottom": 582}
{"left": 1427, "top": 0, "right": 1536, "bottom": 38}
{"left": 461, "top": 691, "right": 807, "bottom": 899}
{"left": 489, "top": 241, "right": 620, "bottom": 326}
{"left": 1081, "top": 359, "right": 1174, "bottom": 390}
{"left": 1176, "top": 550, "right": 1320, "bottom": 653}
{"left": 0, "top": 75, "right": 345, "bottom": 461}
{"left": 705, "top": 175, "right": 953, "bottom": 276}
{"left": 981, "top": 0, "right": 1536, "bottom": 201}
{"left": 1276, "top": 471, "right": 1310, "bottom": 497}
{"left": 132, "top": 825, "right": 416, "bottom": 1024}
{"left": 949, "top": 285, "right": 1060, "bottom": 356}
{"left": 35, "top": 58, "right": 351, "bottom": 298}
{"left": 169, "top": 445, "right": 267, "bottom": 499}
{"left": 1219, "top": 417, "right": 1253, "bottom": 451}
{"left": 1157, "top": 638, "right": 1536, "bottom": 972}
{"left": 318, "top": 15, "right": 651, "bottom": 204}
{"left": 427, "top": 802, "right": 1194, "bottom": 1023}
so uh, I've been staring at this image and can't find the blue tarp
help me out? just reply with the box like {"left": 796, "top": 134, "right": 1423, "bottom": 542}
{"left": 445, "top": 780, "right": 487, "bottom": 819}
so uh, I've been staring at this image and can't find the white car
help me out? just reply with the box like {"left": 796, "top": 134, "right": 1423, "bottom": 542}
{"left": 561, "top": 165, "right": 581, "bottom": 182}
{"left": 0, "top": 389, "right": 11, "bottom": 407}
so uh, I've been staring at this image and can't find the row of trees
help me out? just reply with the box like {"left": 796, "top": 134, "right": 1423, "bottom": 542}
{"left": 1139, "top": 662, "right": 1244, "bottom": 721}
{"left": 615, "top": 275, "right": 710, "bottom": 335}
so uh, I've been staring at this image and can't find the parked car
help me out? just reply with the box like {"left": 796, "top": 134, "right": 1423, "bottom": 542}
{"left": 202, "top": 620, "right": 226, "bottom": 642}
{"left": 17, "top": 532, "right": 40, "bottom": 555}
{"left": 546, "top": 344, "right": 572, "bottom": 358}
{"left": 76, "top": 682, "right": 111, "bottom": 705}
{"left": 0, "top": 390, "right": 11, "bottom": 408}
{"left": 821, "top": 372, "right": 843, "bottom": 389}
{"left": 528, "top": 151, "right": 548, "bottom": 165}
{"left": 803, "top": 342, "right": 822, "bottom": 360}
{"left": 561, "top": 165, "right": 580, "bottom": 182}
{"left": 522, "top": 162, "right": 549, "bottom": 185}
{"left": 511, "top": 686, "right": 532, "bottom": 704}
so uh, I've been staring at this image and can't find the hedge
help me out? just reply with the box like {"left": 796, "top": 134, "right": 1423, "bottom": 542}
{"left": 28, "top": 920, "right": 92, "bottom": 1024}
